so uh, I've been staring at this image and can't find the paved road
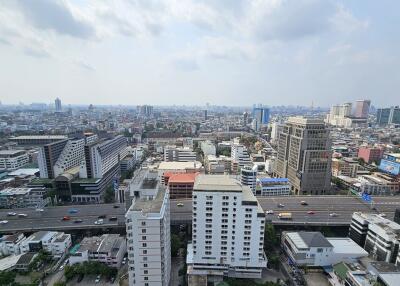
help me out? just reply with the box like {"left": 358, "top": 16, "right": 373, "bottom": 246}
{"left": 1, "top": 196, "right": 400, "bottom": 233}
{"left": 0, "top": 203, "right": 125, "bottom": 233}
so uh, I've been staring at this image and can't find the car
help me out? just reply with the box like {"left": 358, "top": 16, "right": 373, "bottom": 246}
{"left": 68, "top": 209, "right": 78, "bottom": 214}
{"left": 7, "top": 212, "right": 17, "bottom": 216}
{"left": 113, "top": 205, "right": 120, "bottom": 208}
{"left": 266, "top": 210, "right": 274, "bottom": 215}
{"left": 0, "top": 220, "right": 8, "bottom": 224}
{"left": 329, "top": 213, "right": 338, "bottom": 217}
{"left": 98, "top": 215, "right": 106, "bottom": 219}
{"left": 74, "top": 219, "right": 83, "bottom": 223}
{"left": 307, "top": 211, "right": 315, "bottom": 215}
{"left": 380, "top": 213, "right": 387, "bottom": 217}
{"left": 177, "top": 203, "right": 184, "bottom": 207}
{"left": 95, "top": 275, "right": 101, "bottom": 283}
{"left": 94, "top": 219, "right": 104, "bottom": 225}
{"left": 122, "top": 257, "right": 127, "bottom": 265}
{"left": 18, "top": 213, "right": 27, "bottom": 218}
{"left": 109, "top": 216, "right": 117, "bottom": 221}
{"left": 35, "top": 208, "right": 44, "bottom": 212}
{"left": 62, "top": 216, "right": 71, "bottom": 221}
{"left": 300, "top": 201, "right": 308, "bottom": 205}
{"left": 59, "top": 265, "right": 64, "bottom": 271}
{"left": 277, "top": 203, "right": 285, "bottom": 208}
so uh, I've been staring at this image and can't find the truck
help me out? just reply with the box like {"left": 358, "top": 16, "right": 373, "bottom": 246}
{"left": 278, "top": 212, "right": 292, "bottom": 220}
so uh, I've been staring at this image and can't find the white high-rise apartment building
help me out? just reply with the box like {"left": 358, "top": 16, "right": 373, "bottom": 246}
{"left": 231, "top": 143, "right": 251, "bottom": 168}
{"left": 80, "top": 135, "right": 128, "bottom": 178}
{"left": 126, "top": 188, "right": 171, "bottom": 286}
{"left": 187, "top": 175, "right": 267, "bottom": 282}
{"left": 55, "top": 97, "right": 62, "bottom": 112}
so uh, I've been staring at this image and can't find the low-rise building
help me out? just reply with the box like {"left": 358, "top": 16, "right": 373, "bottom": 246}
{"left": 0, "top": 187, "right": 49, "bottom": 209}
{"left": 0, "top": 233, "right": 26, "bottom": 256}
{"left": 0, "top": 150, "right": 29, "bottom": 171}
{"left": 69, "top": 234, "right": 127, "bottom": 268}
{"left": 158, "top": 161, "right": 202, "bottom": 184}
{"left": 20, "top": 231, "right": 71, "bottom": 258}
{"left": 164, "top": 146, "right": 197, "bottom": 162}
{"left": 350, "top": 212, "right": 400, "bottom": 263}
{"left": 200, "top": 141, "right": 216, "bottom": 156}
{"left": 357, "top": 173, "right": 399, "bottom": 195}
{"left": 331, "top": 158, "right": 359, "bottom": 178}
{"left": 358, "top": 146, "right": 384, "bottom": 164}
{"left": 281, "top": 231, "right": 367, "bottom": 267}
{"left": 256, "top": 177, "right": 291, "bottom": 196}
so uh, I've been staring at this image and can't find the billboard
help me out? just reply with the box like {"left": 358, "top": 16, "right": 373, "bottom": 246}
{"left": 379, "top": 159, "right": 400, "bottom": 176}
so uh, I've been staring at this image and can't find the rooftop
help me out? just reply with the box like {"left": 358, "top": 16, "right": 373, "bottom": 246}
{"left": 194, "top": 175, "right": 243, "bottom": 192}
{"left": 10, "top": 135, "right": 67, "bottom": 140}
{"left": 166, "top": 172, "right": 198, "bottom": 184}
{"left": 287, "top": 231, "right": 333, "bottom": 249}
{"left": 131, "top": 188, "right": 166, "bottom": 213}
{"left": 0, "top": 150, "right": 26, "bottom": 157}
{"left": 328, "top": 238, "right": 368, "bottom": 256}
{"left": 158, "top": 161, "right": 202, "bottom": 170}
{"left": 72, "top": 234, "right": 124, "bottom": 254}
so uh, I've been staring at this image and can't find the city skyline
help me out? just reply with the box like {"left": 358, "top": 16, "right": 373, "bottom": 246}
{"left": 1, "top": 0, "right": 399, "bottom": 106}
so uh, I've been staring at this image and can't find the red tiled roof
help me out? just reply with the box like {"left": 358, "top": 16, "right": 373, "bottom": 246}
{"left": 167, "top": 172, "right": 199, "bottom": 184}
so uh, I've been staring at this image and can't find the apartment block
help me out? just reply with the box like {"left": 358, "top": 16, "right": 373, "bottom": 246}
{"left": 274, "top": 117, "right": 331, "bottom": 195}
{"left": 231, "top": 143, "right": 252, "bottom": 168}
{"left": 187, "top": 175, "right": 267, "bottom": 282}
{"left": 164, "top": 172, "right": 199, "bottom": 199}
{"left": 240, "top": 165, "right": 257, "bottom": 194}
{"left": 125, "top": 187, "right": 171, "bottom": 286}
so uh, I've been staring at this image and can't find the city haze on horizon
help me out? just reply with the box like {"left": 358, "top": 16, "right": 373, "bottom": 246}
{"left": 0, "top": 0, "right": 399, "bottom": 107}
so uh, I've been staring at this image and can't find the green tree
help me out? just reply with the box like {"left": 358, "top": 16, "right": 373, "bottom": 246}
{"left": 0, "top": 271, "right": 16, "bottom": 286}
{"left": 104, "top": 186, "right": 115, "bottom": 203}
{"left": 171, "top": 234, "right": 181, "bottom": 257}
{"left": 54, "top": 282, "right": 67, "bottom": 286}
{"left": 64, "top": 265, "right": 76, "bottom": 281}
{"left": 264, "top": 223, "right": 278, "bottom": 252}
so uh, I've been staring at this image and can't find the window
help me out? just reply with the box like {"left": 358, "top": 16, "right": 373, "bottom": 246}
{"left": 143, "top": 250, "right": 147, "bottom": 254}
{"left": 142, "top": 236, "right": 147, "bottom": 240}
{"left": 142, "top": 243, "right": 147, "bottom": 247}
{"left": 141, "top": 229, "right": 146, "bottom": 233}
{"left": 223, "top": 196, "right": 229, "bottom": 200}
{"left": 143, "top": 263, "right": 148, "bottom": 268}
{"left": 317, "top": 248, "right": 324, "bottom": 253}
{"left": 205, "top": 251, "right": 212, "bottom": 255}
{"left": 141, "top": 221, "right": 146, "bottom": 226}
{"left": 144, "top": 277, "right": 148, "bottom": 281}
{"left": 206, "top": 196, "right": 213, "bottom": 200}
{"left": 144, "top": 270, "right": 148, "bottom": 274}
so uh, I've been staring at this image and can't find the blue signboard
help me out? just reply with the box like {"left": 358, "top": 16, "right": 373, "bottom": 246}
{"left": 362, "top": 193, "right": 372, "bottom": 202}
{"left": 379, "top": 159, "right": 400, "bottom": 176}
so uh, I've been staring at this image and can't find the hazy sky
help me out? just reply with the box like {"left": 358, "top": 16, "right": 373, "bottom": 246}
{"left": 0, "top": 0, "right": 399, "bottom": 107}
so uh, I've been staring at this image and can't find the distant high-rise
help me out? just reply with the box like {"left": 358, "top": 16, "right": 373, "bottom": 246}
{"left": 137, "top": 105, "right": 153, "bottom": 117}
{"left": 354, "top": 100, "right": 371, "bottom": 118}
{"left": 252, "top": 107, "right": 269, "bottom": 131}
{"left": 204, "top": 109, "right": 208, "bottom": 120}
{"left": 377, "top": 106, "right": 400, "bottom": 126}
{"left": 55, "top": 98, "right": 62, "bottom": 112}
{"left": 274, "top": 117, "right": 331, "bottom": 195}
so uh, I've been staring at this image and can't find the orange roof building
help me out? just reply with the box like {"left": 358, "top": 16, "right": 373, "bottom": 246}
{"left": 166, "top": 172, "right": 199, "bottom": 199}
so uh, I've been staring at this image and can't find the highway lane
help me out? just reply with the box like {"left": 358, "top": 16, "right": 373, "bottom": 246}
{"left": 1, "top": 196, "right": 400, "bottom": 232}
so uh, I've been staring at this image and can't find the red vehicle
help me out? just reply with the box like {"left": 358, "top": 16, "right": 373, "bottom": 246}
{"left": 307, "top": 211, "right": 315, "bottom": 215}
{"left": 62, "top": 216, "right": 71, "bottom": 221}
